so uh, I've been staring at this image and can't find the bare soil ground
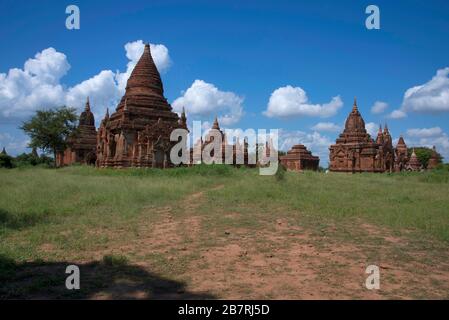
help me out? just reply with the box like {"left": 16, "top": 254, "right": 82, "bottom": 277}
{"left": 6, "top": 186, "right": 447, "bottom": 300}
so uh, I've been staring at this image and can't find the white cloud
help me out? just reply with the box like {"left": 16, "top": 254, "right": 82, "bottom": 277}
{"left": 406, "top": 127, "right": 443, "bottom": 138}
{"left": 172, "top": 79, "right": 244, "bottom": 126}
{"left": 311, "top": 122, "right": 341, "bottom": 132}
{"left": 263, "top": 85, "right": 343, "bottom": 118}
{"left": 0, "top": 41, "right": 171, "bottom": 121}
{"left": 402, "top": 67, "right": 449, "bottom": 113}
{"left": 365, "top": 122, "right": 378, "bottom": 137}
{"left": 371, "top": 101, "right": 388, "bottom": 114}
{"left": 388, "top": 109, "right": 407, "bottom": 119}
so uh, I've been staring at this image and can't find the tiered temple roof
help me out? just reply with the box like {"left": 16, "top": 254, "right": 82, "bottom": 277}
{"left": 329, "top": 98, "right": 381, "bottom": 172}
{"left": 96, "top": 43, "right": 184, "bottom": 168}
{"left": 406, "top": 149, "right": 422, "bottom": 171}
{"left": 280, "top": 144, "right": 319, "bottom": 171}
{"left": 70, "top": 97, "right": 97, "bottom": 153}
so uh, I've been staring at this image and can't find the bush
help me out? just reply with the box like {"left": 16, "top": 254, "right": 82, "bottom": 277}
{"left": 13, "top": 152, "right": 53, "bottom": 168}
{"left": 102, "top": 254, "right": 128, "bottom": 267}
{"left": 0, "top": 154, "right": 14, "bottom": 169}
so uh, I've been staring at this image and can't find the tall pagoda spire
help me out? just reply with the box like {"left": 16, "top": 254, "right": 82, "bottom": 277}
{"left": 352, "top": 97, "right": 358, "bottom": 112}
{"left": 79, "top": 96, "right": 95, "bottom": 126}
{"left": 85, "top": 96, "right": 90, "bottom": 111}
{"left": 125, "top": 43, "right": 164, "bottom": 97}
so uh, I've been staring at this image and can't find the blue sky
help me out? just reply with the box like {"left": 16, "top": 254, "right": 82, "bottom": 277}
{"left": 1, "top": 0, "right": 449, "bottom": 164}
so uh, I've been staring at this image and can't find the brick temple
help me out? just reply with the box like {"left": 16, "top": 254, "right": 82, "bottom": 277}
{"left": 56, "top": 97, "right": 97, "bottom": 166}
{"left": 190, "top": 117, "right": 253, "bottom": 166}
{"left": 427, "top": 146, "right": 440, "bottom": 170}
{"left": 329, "top": 98, "right": 417, "bottom": 173}
{"left": 280, "top": 144, "right": 319, "bottom": 171}
{"left": 96, "top": 43, "right": 187, "bottom": 168}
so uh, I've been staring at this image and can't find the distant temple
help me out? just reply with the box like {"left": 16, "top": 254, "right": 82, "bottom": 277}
{"left": 190, "top": 117, "right": 253, "bottom": 166}
{"left": 56, "top": 97, "right": 97, "bottom": 166}
{"left": 96, "top": 43, "right": 187, "bottom": 168}
{"left": 280, "top": 144, "right": 319, "bottom": 171}
{"left": 427, "top": 146, "right": 440, "bottom": 170}
{"left": 405, "top": 149, "right": 422, "bottom": 171}
{"left": 329, "top": 98, "right": 425, "bottom": 173}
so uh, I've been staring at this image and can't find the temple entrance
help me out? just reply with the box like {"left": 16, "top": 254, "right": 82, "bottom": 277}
{"left": 153, "top": 149, "right": 165, "bottom": 168}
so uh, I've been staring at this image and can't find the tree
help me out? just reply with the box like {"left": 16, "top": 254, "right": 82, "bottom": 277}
{"left": 408, "top": 147, "right": 443, "bottom": 168}
{"left": 20, "top": 107, "right": 78, "bottom": 167}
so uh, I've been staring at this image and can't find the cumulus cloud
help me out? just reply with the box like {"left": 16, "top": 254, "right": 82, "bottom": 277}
{"left": 311, "top": 122, "right": 341, "bottom": 132}
{"left": 388, "top": 109, "right": 407, "bottom": 119}
{"left": 0, "top": 41, "right": 171, "bottom": 120}
{"left": 263, "top": 85, "right": 343, "bottom": 119}
{"left": 172, "top": 79, "right": 244, "bottom": 126}
{"left": 406, "top": 127, "right": 443, "bottom": 138}
{"left": 365, "top": 122, "right": 378, "bottom": 137}
{"left": 371, "top": 101, "right": 388, "bottom": 114}
{"left": 402, "top": 67, "right": 449, "bottom": 113}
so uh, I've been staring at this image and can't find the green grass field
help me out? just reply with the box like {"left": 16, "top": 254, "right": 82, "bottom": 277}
{"left": 1, "top": 165, "right": 449, "bottom": 299}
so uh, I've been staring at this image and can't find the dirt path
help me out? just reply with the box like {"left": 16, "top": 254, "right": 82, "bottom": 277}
{"left": 9, "top": 186, "right": 449, "bottom": 299}
{"left": 125, "top": 187, "right": 449, "bottom": 299}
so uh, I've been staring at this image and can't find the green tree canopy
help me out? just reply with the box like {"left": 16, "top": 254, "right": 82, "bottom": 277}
{"left": 20, "top": 107, "right": 78, "bottom": 167}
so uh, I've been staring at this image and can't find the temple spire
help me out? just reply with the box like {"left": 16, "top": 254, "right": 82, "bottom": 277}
{"left": 85, "top": 97, "right": 90, "bottom": 111}
{"left": 125, "top": 41, "right": 164, "bottom": 97}
{"left": 180, "top": 106, "right": 187, "bottom": 127}
{"left": 212, "top": 116, "right": 220, "bottom": 130}
{"left": 352, "top": 97, "right": 358, "bottom": 111}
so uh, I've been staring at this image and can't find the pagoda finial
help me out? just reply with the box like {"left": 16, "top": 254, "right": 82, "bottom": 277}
{"left": 378, "top": 124, "right": 382, "bottom": 134}
{"left": 179, "top": 106, "right": 187, "bottom": 128}
{"left": 105, "top": 107, "right": 109, "bottom": 119}
{"left": 352, "top": 96, "right": 358, "bottom": 111}
{"left": 85, "top": 96, "right": 91, "bottom": 111}
{"left": 212, "top": 116, "right": 220, "bottom": 130}
{"left": 1, "top": 147, "right": 6, "bottom": 155}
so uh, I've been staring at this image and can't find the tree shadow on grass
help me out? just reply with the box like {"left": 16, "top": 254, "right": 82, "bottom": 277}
{"left": 0, "top": 255, "right": 215, "bottom": 300}
{"left": 0, "top": 208, "right": 49, "bottom": 230}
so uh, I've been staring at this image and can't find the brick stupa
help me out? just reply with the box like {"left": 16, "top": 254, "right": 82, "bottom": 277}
{"left": 57, "top": 97, "right": 97, "bottom": 166}
{"left": 406, "top": 149, "right": 422, "bottom": 171}
{"left": 280, "top": 144, "right": 319, "bottom": 171}
{"left": 96, "top": 43, "right": 186, "bottom": 168}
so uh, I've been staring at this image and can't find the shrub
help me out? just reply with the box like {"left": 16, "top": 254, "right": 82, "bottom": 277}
{"left": 0, "top": 154, "right": 14, "bottom": 169}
